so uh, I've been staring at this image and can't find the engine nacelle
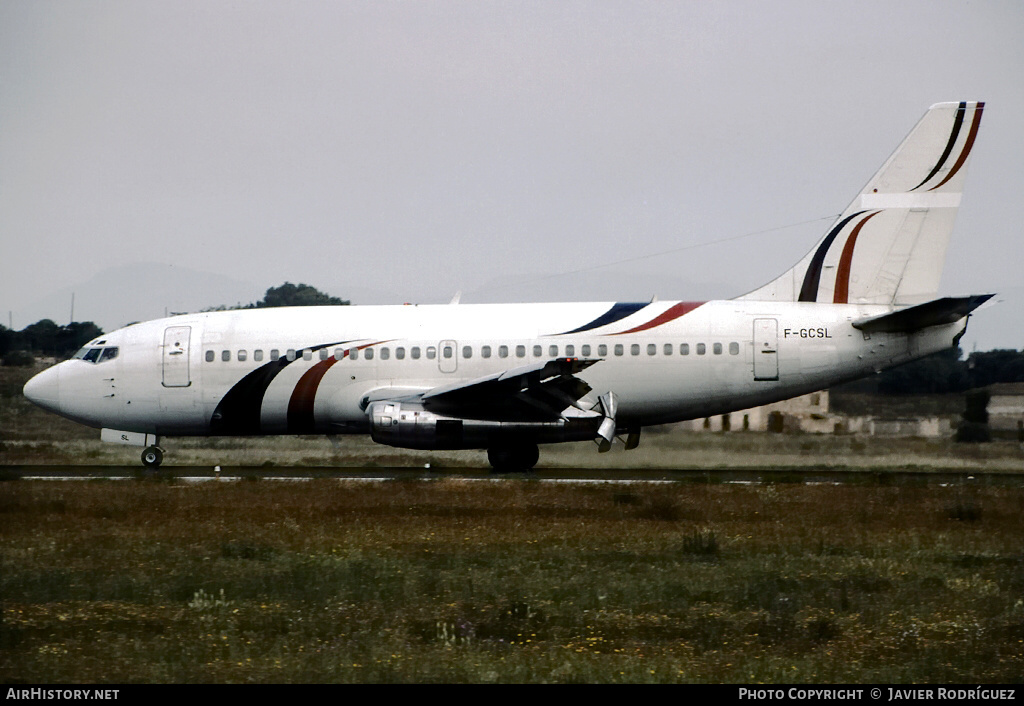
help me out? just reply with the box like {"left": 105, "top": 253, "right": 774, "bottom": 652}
{"left": 367, "top": 400, "right": 599, "bottom": 450}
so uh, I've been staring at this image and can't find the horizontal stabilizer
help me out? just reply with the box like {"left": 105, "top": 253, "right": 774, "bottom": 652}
{"left": 851, "top": 294, "right": 994, "bottom": 334}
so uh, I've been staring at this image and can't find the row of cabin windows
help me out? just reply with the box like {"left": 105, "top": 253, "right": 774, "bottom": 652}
{"left": 204, "top": 341, "right": 742, "bottom": 363}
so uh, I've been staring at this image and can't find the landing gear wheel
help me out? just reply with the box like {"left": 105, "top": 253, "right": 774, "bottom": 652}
{"left": 141, "top": 446, "right": 164, "bottom": 469}
{"left": 487, "top": 443, "right": 540, "bottom": 474}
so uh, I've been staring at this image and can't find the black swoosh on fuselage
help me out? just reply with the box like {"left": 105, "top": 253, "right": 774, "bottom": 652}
{"left": 552, "top": 302, "right": 648, "bottom": 335}
{"left": 210, "top": 341, "right": 352, "bottom": 435}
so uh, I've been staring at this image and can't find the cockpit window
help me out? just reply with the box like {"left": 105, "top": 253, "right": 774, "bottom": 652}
{"left": 73, "top": 346, "right": 118, "bottom": 364}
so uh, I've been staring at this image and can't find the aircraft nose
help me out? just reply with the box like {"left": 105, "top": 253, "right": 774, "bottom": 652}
{"left": 23, "top": 365, "right": 61, "bottom": 414}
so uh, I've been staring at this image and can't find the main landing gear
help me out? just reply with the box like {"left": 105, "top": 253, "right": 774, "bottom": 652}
{"left": 487, "top": 442, "right": 540, "bottom": 474}
{"left": 141, "top": 445, "right": 164, "bottom": 469}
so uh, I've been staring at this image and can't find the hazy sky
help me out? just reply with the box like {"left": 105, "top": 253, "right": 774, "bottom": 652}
{"left": 2, "top": 1, "right": 1022, "bottom": 349}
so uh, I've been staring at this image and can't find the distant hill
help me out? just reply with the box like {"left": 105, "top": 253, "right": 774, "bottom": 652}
{"left": 7, "top": 263, "right": 264, "bottom": 332}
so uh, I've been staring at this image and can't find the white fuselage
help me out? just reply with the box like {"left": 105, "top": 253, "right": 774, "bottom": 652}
{"left": 28, "top": 299, "right": 965, "bottom": 442}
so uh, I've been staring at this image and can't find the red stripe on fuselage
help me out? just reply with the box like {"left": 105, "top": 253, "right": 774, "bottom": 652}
{"left": 287, "top": 357, "right": 340, "bottom": 433}
{"left": 609, "top": 302, "right": 704, "bottom": 335}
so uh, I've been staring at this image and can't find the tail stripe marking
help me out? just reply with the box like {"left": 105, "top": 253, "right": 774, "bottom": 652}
{"left": 910, "top": 102, "right": 966, "bottom": 191}
{"left": 798, "top": 211, "right": 867, "bottom": 302}
{"left": 832, "top": 211, "right": 883, "bottom": 304}
{"left": 928, "top": 102, "right": 984, "bottom": 191}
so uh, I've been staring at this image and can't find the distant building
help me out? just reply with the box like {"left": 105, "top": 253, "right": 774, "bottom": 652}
{"left": 677, "top": 391, "right": 832, "bottom": 433}
{"left": 677, "top": 389, "right": 951, "bottom": 438}
{"left": 987, "top": 383, "right": 1024, "bottom": 433}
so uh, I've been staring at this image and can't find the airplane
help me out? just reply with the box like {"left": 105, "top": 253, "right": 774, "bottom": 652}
{"left": 23, "top": 101, "right": 992, "bottom": 473}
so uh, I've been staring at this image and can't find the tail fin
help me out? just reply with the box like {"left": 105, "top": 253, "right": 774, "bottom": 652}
{"left": 738, "top": 101, "right": 984, "bottom": 305}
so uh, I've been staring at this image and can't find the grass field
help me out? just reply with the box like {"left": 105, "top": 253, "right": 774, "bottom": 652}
{"left": 2, "top": 479, "right": 1023, "bottom": 683}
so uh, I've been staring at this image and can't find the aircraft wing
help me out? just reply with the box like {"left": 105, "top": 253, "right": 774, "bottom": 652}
{"left": 416, "top": 357, "right": 602, "bottom": 422}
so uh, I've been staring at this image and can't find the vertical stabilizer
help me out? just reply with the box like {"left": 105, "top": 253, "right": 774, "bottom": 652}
{"left": 738, "top": 101, "right": 984, "bottom": 305}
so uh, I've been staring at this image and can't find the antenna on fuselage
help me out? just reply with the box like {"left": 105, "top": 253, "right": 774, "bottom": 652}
{"left": 449, "top": 291, "right": 462, "bottom": 305}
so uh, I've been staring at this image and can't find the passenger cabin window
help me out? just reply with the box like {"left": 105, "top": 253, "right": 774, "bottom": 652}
{"left": 681, "top": 343, "right": 690, "bottom": 355}
{"left": 427, "top": 347, "right": 436, "bottom": 360}
{"left": 647, "top": 344, "right": 656, "bottom": 356}
{"left": 533, "top": 345, "right": 542, "bottom": 357}
{"left": 271, "top": 349, "right": 280, "bottom": 361}
{"left": 411, "top": 347, "right": 421, "bottom": 359}
{"left": 286, "top": 349, "right": 296, "bottom": 362}
{"left": 254, "top": 350, "right": 264, "bottom": 362}
{"left": 582, "top": 344, "right": 591, "bottom": 356}
{"left": 482, "top": 345, "right": 492, "bottom": 359}
{"left": 222, "top": 350, "right": 231, "bottom": 362}
{"left": 565, "top": 344, "right": 575, "bottom": 357}
{"left": 516, "top": 345, "right": 526, "bottom": 358}
{"left": 462, "top": 346, "right": 472, "bottom": 359}
{"left": 206, "top": 350, "right": 215, "bottom": 362}
{"left": 498, "top": 345, "right": 508, "bottom": 358}
{"left": 664, "top": 343, "right": 673, "bottom": 356}
{"left": 598, "top": 344, "right": 607, "bottom": 356}
{"left": 380, "top": 348, "right": 390, "bottom": 360}
{"left": 730, "top": 342, "right": 740, "bottom": 355}
{"left": 614, "top": 344, "right": 623, "bottom": 356}
{"left": 697, "top": 343, "right": 706, "bottom": 355}
{"left": 350, "top": 348, "right": 359, "bottom": 360}
{"left": 631, "top": 344, "right": 640, "bottom": 356}
{"left": 237, "top": 350, "right": 247, "bottom": 362}
{"left": 396, "top": 347, "right": 406, "bottom": 360}
{"left": 713, "top": 343, "right": 723, "bottom": 355}
{"left": 549, "top": 345, "right": 558, "bottom": 357}
{"left": 365, "top": 348, "right": 375, "bottom": 360}
{"left": 442, "top": 345, "right": 453, "bottom": 359}
{"left": 302, "top": 350, "right": 312, "bottom": 361}
{"left": 320, "top": 349, "right": 329, "bottom": 361}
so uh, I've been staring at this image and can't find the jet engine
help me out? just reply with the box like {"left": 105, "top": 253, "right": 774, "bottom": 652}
{"left": 367, "top": 399, "right": 600, "bottom": 450}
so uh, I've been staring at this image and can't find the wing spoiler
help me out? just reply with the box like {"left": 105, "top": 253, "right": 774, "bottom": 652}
{"left": 851, "top": 294, "right": 994, "bottom": 334}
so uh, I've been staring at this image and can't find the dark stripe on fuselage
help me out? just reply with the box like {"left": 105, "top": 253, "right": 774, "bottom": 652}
{"left": 554, "top": 302, "right": 647, "bottom": 335}
{"left": 210, "top": 341, "right": 352, "bottom": 435}
{"left": 798, "top": 211, "right": 866, "bottom": 302}
{"left": 910, "top": 101, "right": 966, "bottom": 191}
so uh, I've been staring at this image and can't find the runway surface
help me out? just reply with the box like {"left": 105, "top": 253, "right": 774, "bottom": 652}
{"left": 5, "top": 465, "right": 1023, "bottom": 486}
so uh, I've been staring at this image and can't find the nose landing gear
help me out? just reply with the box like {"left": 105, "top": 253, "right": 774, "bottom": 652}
{"left": 141, "top": 446, "right": 164, "bottom": 468}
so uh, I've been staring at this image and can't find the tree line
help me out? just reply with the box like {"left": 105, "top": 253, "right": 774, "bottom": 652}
{"left": 203, "top": 282, "right": 350, "bottom": 311}
{"left": 840, "top": 347, "right": 1024, "bottom": 395}
{"left": 2, "top": 283, "right": 348, "bottom": 365}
